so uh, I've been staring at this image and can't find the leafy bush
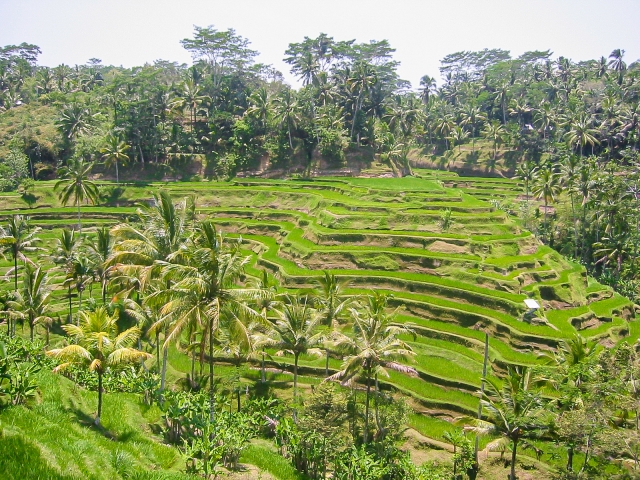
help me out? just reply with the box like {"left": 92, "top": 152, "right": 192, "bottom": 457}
{"left": 0, "top": 334, "right": 50, "bottom": 408}
{"left": 0, "top": 149, "right": 29, "bottom": 191}
{"left": 161, "top": 390, "right": 256, "bottom": 475}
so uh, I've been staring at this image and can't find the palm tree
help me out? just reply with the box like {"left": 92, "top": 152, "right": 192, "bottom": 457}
{"left": 347, "top": 61, "right": 376, "bottom": 142}
{"left": 532, "top": 166, "right": 562, "bottom": 242}
{"left": 67, "top": 255, "right": 93, "bottom": 319}
{"left": 122, "top": 290, "right": 164, "bottom": 374}
{"left": 594, "top": 230, "right": 631, "bottom": 282}
{"left": 460, "top": 105, "right": 487, "bottom": 152}
{"left": 482, "top": 121, "right": 505, "bottom": 161}
{"left": 54, "top": 158, "right": 100, "bottom": 233}
{"left": 419, "top": 75, "right": 436, "bottom": 105}
{"left": 539, "top": 333, "right": 598, "bottom": 473}
{"left": 110, "top": 190, "right": 195, "bottom": 391}
{"left": 0, "top": 215, "right": 41, "bottom": 295}
{"left": 86, "top": 227, "right": 113, "bottom": 305}
{"left": 564, "top": 114, "right": 599, "bottom": 157}
{"left": 273, "top": 89, "right": 300, "bottom": 150}
{"left": 264, "top": 295, "right": 324, "bottom": 401}
{"left": 6, "top": 264, "right": 52, "bottom": 341}
{"left": 150, "top": 221, "right": 259, "bottom": 421}
{"left": 328, "top": 293, "right": 416, "bottom": 443}
{"left": 56, "top": 103, "right": 94, "bottom": 142}
{"left": 47, "top": 306, "right": 151, "bottom": 426}
{"left": 608, "top": 49, "right": 627, "bottom": 85}
{"left": 493, "top": 82, "right": 511, "bottom": 124}
{"left": 561, "top": 155, "right": 581, "bottom": 258}
{"left": 51, "top": 228, "right": 79, "bottom": 322}
{"left": 101, "top": 134, "right": 129, "bottom": 185}
{"left": 245, "top": 87, "right": 272, "bottom": 132}
{"left": 314, "top": 271, "right": 351, "bottom": 328}
{"left": 468, "top": 366, "right": 547, "bottom": 480}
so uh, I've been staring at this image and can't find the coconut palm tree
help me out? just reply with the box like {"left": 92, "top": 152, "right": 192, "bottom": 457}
{"left": 467, "top": 366, "right": 547, "bottom": 480}
{"left": 54, "top": 158, "right": 99, "bottom": 233}
{"left": 482, "top": 121, "right": 505, "bottom": 161}
{"left": 263, "top": 295, "right": 325, "bottom": 401}
{"left": 110, "top": 190, "right": 195, "bottom": 391}
{"left": 101, "top": 133, "right": 129, "bottom": 185}
{"left": 245, "top": 87, "right": 272, "bottom": 132}
{"left": 67, "top": 255, "right": 93, "bottom": 320}
{"left": 347, "top": 61, "right": 376, "bottom": 141}
{"left": 86, "top": 227, "right": 113, "bottom": 305}
{"left": 56, "top": 102, "right": 94, "bottom": 142}
{"left": 419, "top": 75, "right": 436, "bottom": 105}
{"left": 608, "top": 49, "right": 627, "bottom": 85}
{"left": 150, "top": 220, "right": 260, "bottom": 421}
{"left": 0, "top": 215, "right": 41, "bottom": 295}
{"left": 328, "top": 293, "right": 416, "bottom": 443}
{"left": 47, "top": 306, "right": 151, "bottom": 426}
{"left": 273, "top": 88, "right": 300, "bottom": 150}
{"left": 51, "top": 228, "right": 79, "bottom": 322}
{"left": 564, "top": 114, "right": 600, "bottom": 157}
{"left": 6, "top": 264, "right": 52, "bottom": 341}
{"left": 532, "top": 165, "right": 562, "bottom": 242}
{"left": 314, "top": 271, "right": 353, "bottom": 375}
{"left": 460, "top": 104, "right": 487, "bottom": 152}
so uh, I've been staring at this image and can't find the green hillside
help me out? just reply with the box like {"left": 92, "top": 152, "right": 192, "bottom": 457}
{"left": 1, "top": 171, "right": 636, "bottom": 479}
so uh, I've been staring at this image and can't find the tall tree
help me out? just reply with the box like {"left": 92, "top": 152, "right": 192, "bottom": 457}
{"left": 101, "top": 134, "right": 129, "bottom": 185}
{"left": 328, "top": 293, "right": 416, "bottom": 443}
{"left": 0, "top": 215, "right": 41, "bottom": 295}
{"left": 467, "top": 366, "right": 548, "bottom": 480}
{"left": 6, "top": 264, "right": 52, "bottom": 341}
{"left": 54, "top": 159, "right": 100, "bottom": 233}
{"left": 110, "top": 190, "right": 195, "bottom": 391}
{"left": 47, "top": 306, "right": 150, "bottom": 426}
{"left": 264, "top": 295, "right": 324, "bottom": 402}
{"left": 532, "top": 165, "right": 562, "bottom": 242}
{"left": 151, "top": 220, "right": 259, "bottom": 422}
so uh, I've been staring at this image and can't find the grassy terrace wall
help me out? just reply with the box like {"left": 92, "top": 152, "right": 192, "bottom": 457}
{"left": 0, "top": 169, "right": 636, "bottom": 442}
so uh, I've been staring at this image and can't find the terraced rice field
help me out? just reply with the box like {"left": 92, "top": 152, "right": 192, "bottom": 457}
{"left": 0, "top": 169, "right": 636, "bottom": 444}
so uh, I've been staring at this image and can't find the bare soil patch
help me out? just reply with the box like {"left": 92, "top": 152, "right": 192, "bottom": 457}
{"left": 428, "top": 240, "right": 469, "bottom": 255}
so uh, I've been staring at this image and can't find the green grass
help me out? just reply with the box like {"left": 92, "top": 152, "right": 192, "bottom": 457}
{"left": 0, "top": 370, "right": 191, "bottom": 480}
{"left": 241, "top": 443, "right": 308, "bottom": 480}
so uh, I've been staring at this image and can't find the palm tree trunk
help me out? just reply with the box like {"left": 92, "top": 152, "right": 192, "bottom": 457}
{"left": 325, "top": 349, "right": 330, "bottom": 376}
{"left": 510, "top": 439, "right": 518, "bottom": 480}
{"left": 261, "top": 350, "right": 266, "bottom": 383}
{"left": 13, "top": 255, "right": 18, "bottom": 293}
{"left": 293, "top": 352, "right": 299, "bottom": 400}
{"left": 155, "top": 331, "right": 161, "bottom": 372}
{"left": 96, "top": 371, "right": 103, "bottom": 426}
{"left": 287, "top": 119, "right": 293, "bottom": 150}
{"left": 68, "top": 285, "right": 73, "bottom": 324}
{"left": 567, "top": 446, "right": 574, "bottom": 472}
{"left": 364, "top": 369, "right": 371, "bottom": 444}
{"left": 544, "top": 198, "right": 549, "bottom": 243}
{"left": 160, "top": 344, "right": 168, "bottom": 392}
{"left": 29, "top": 314, "right": 34, "bottom": 341}
{"left": 209, "top": 317, "right": 215, "bottom": 424}
{"left": 77, "top": 202, "right": 82, "bottom": 234}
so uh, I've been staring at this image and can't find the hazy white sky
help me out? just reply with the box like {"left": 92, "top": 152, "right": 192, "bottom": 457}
{"left": 1, "top": 0, "right": 639, "bottom": 88}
